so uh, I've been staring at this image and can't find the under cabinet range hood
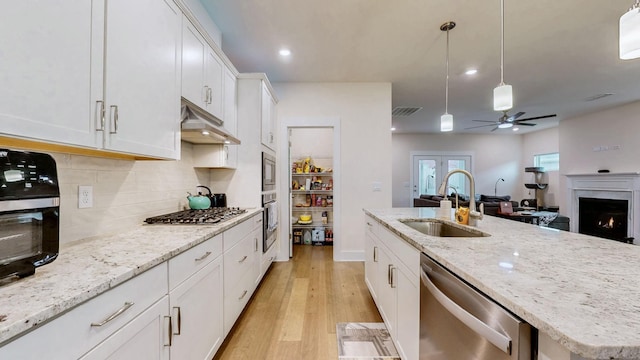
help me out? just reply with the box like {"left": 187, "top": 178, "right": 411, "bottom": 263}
{"left": 180, "top": 101, "right": 240, "bottom": 145}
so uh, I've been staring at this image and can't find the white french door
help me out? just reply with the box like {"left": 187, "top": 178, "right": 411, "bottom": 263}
{"left": 411, "top": 154, "right": 472, "bottom": 205}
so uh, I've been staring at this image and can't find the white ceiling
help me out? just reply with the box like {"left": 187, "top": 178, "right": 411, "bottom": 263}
{"left": 200, "top": 0, "right": 640, "bottom": 134}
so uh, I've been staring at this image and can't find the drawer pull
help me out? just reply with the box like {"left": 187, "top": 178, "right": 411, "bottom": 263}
{"left": 238, "top": 255, "right": 248, "bottom": 263}
{"left": 195, "top": 251, "right": 212, "bottom": 262}
{"left": 91, "top": 302, "right": 134, "bottom": 327}
{"left": 238, "top": 290, "right": 248, "bottom": 300}
{"left": 96, "top": 100, "right": 105, "bottom": 132}
{"left": 172, "top": 306, "right": 182, "bottom": 335}
{"left": 164, "top": 316, "right": 172, "bottom": 346}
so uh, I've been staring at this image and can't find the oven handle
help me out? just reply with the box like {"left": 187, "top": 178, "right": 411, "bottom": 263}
{"left": 0, "top": 197, "right": 60, "bottom": 212}
{"left": 420, "top": 266, "right": 512, "bottom": 354}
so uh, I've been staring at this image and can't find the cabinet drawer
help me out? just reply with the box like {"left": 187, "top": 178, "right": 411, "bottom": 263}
{"left": 224, "top": 214, "right": 262, "bottom": 251}
{"left": 365, "top": 215, "right": 380, "bottom": 237}
{"left": 169, "top": 234, "right": 222, "bottom": 290}
{"left": 0, "top": 264, "right": 168, "bottom": 360}
{"left": 223, "top": 265, "right": 256, "bottom": 336}
{"left": 378, "top": 225, "right": 419, "bottom": 278}
{"left": 224, "top": 229, "right": 259, "bottom": 291}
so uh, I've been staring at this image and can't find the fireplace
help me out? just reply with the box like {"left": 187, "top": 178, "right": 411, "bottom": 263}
{"left": 566, "top": 173, "right": 639, "bottom": 245}
{"left": 578, "top": 197, "right": 629, "bottom": 242}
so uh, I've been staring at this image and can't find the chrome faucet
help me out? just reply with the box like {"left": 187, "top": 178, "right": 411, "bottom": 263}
{"left": 438, "top": 169, "right": 483, "bottom": 226}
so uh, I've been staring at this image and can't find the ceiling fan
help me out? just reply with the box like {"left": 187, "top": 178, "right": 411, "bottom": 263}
{"left": 465, "top": 111, "right": 557, "bottom": 131}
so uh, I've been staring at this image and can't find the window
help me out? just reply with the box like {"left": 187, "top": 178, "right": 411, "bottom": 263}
{"left": 534, "top": 152, "right": 559, "bottom": 171}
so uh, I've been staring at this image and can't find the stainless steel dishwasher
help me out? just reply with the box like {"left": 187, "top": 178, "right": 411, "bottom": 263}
{"left": 420, "top": 253, "right": 534, "bottom": 360}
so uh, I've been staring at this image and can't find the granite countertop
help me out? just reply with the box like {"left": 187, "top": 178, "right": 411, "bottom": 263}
{"left": 364, "top": 207, "right": 640, "bottom": 360}
{"left": 0, "top": 208, "right": 262, "bottom": 346}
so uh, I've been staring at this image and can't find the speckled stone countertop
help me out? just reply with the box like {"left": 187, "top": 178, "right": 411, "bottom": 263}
{"left": 365, "top": 207, "right": 640, "bottom": 360}
{"left": 0, "top": 208, "right": 262, "bottom": 346}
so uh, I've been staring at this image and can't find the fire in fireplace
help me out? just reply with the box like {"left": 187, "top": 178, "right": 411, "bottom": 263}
{"left": 579, "top": 197, "right": 629, "bottom": 242}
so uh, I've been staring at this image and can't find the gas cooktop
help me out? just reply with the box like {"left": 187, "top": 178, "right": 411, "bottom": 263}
{"left": 144, "top": 207, "right": 247, "bottom": 225}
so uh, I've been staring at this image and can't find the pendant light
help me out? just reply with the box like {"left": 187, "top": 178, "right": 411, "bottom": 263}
{"left": 494, "top": 0, "right": 513, "bottom": 111}
{"left": 620, "top": 0, "right": 640, "bottom": 59}
{"left": 440, "top": 21, "right": 455, "bottom": 132}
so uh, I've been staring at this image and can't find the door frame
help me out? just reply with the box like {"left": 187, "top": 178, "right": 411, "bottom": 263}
{"left": 409, "top": 151, "right": 474, "bottom": 207}
{"left": 277, "top": 116, "right": 341, "bottom": 261}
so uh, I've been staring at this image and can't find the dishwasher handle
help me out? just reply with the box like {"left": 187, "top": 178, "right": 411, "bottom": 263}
{"left": 420, "top": 266, "right": 512, "bottom": 355}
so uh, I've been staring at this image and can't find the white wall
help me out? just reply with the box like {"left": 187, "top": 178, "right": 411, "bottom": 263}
{"left": 8, "top": 142, "right": 209, "bottom": 245}
{"left": 273, "top": 82, "right": 392, "bottom": 261}
{"left": 558, "top": 100, "right": 640, "bottom": 214}
{"left": 521, "top": 127, "right": 560, "bottom": 208}
{"left": 391, "top": 133, "right": 523, "bottom": 207}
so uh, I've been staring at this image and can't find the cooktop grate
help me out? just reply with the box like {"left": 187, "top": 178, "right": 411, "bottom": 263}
{"left": 144, "top": 207, "right": 247, "bottom": 225}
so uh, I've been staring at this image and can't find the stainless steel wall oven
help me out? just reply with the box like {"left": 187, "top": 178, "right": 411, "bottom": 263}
{"left": 262, "top": 192, "right": 277, "bottom": 253}
{"left": 0, "top": 149, "right": 60, "bottom": 280}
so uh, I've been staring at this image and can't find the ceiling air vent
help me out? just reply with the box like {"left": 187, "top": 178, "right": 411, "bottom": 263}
{"left": 392, "top": 106, "right": 423, "bottom": 116}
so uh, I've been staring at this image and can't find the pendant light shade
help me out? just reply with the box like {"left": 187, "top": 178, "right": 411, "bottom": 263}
{"left": 494, "top": 0, "right": 513, "bottom": 111}
{"left": 440, "top": 21, "right": 456, "bottom": 132}
{"left": 494, "top": 84, "right": 513, "bottom": 111}
{"left": 620, "top": 1, "right": 640, "bottom": 60}
{"left": 440, "top": 113, "right": 453, "bottom": 132}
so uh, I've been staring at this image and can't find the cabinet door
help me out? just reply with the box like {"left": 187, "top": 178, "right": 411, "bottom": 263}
{"left": 0, "top": 0, "right": 99, "bottom": 148}
{"left": 375, "top": 244, "right": 396, "bottom": 338}
{"left": 181, "top": 19, "right": 207, "bottom": 109}
{"left": 205, "top": 48, "right": 224, "bottom": 120}
{"left": 395, "top": 266, "right": 419, "bottom": 360}
{"left": 260, "top": 83, "right": 273, "bottom": 149}
{"left": 169, "top": 256, "right": 224, "bottom": 360}
{"left": 223, "top": 66, "right": 238, "bottom": 136}
{"left": 364, "top": 228, "right": 378, "bottom": 301}
{"left": 79, "top": 297, "right": 170, "bottom": 360}
{"left": 102, "top": 0, "right": 181, "bottom": 159}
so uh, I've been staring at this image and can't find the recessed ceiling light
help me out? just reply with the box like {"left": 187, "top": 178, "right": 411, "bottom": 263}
{"left": 201, "top": 130, "right": 210, "bottom": 136}
{"left": 279, "top": 48, "right": 291, "bottom": 57}
{"left": 390, "top": 127, "right": 396, "bottom": 131}
{"left": 465, "top": 69, "right": 478, "bottom": 75}
{"left": 512, "top": 127, "right": 520, "bottom": 132}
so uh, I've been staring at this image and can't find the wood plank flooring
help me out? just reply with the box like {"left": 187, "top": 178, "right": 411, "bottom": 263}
{"left": 213, "top": 245, "right": 382, "bottom": 360}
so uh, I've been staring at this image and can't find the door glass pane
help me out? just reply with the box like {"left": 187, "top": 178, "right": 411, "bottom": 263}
{"left": 418, "top": 160, "right": 437, "bottom": 195}
{"left": 446, "top": 159, "right": 467, "bottom": 196}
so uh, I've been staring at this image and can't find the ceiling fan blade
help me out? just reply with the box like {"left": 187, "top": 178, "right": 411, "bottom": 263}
{"left": 472, "top": 120, "right": 499, "bottom": 123}
{"left": 515, "top": 122, "right": 536, "bottom": 126}
{"left": 507, "top": 111, "right": 525, "bottom": 122}
{"left": 515, "top": 114, "right": 557, "bottom": 122}
{"left": 490, "top": 126, "right": 499, "bottom": 132}
{"left": 465, "top": 124, "right": 497, "bottom": 130}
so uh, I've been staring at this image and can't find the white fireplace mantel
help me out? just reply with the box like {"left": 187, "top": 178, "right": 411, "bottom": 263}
{"left": 566, "top": 173, "right": 640, "bottom": 244}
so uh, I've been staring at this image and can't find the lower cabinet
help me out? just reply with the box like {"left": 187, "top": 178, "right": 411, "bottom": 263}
{"left": 364, "top": 215, "right": 419, "bottom": 360}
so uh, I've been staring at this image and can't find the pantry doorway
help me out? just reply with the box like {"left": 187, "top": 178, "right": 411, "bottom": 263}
{"left": 277, "top": 117, "right": 341, "bottom": 261}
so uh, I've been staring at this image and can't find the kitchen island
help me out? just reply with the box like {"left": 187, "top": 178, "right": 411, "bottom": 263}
{"left": 0, "top": 208, "right": 264, "bottom": 359}
{"left": 365, "top": 207, "right": 640, "bottom": 360}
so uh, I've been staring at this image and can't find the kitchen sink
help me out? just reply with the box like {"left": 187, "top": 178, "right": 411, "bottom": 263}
{"left": 399, "top": 219, "right": 490, "bottom": 238}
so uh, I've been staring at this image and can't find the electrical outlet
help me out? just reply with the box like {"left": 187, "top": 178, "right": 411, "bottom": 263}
{"left": 78, "top": 185, "right": 93, "bottom": 208}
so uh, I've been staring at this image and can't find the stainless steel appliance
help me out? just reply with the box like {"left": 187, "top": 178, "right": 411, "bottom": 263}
{"left": 144, "top": 207, "right": 246, "bottom": 224}
{"left": 0, "top": 149, "right": 60, "bottom": 279}
{"left": 262, "top": 152, "right": 276, "bottom": 192}
{"left": 262, "top": 192, "right": 277, "bottom": 252}
{"left": 420, "top": 253, "right": 533, "bottom": 359}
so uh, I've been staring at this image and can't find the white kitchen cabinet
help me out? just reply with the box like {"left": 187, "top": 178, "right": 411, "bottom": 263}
{"left": 79, "top": 297, "right": 170, "bottom": 360}
{"left": 192, "top": 144, "right": 237, "bottom": 169}
{"left": 364, "top": 216, "right": 419, "bottom": 360}
{"left": 98, "top": 0, "right": 182, "bottom": 159}
{"left": 0, "top": 1, "right": 99, "bottom": 148}
{"left": 181, "top": 18, "right": 224, "bottom": 121}
{"left": 0, "top": 264, "right": 168, "bottom": 360}
{"left": 223, "top": 66, "right": 238, "bottom": 136}
{"left": 260, "top": 82, "right": 277, "bottom": 150}
{"left": 169, "top": 256, "right": 224, "bottom": 360}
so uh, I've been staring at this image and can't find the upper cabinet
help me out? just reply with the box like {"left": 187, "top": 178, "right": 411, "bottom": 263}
{"left": 223, "top": 67, "right": 238, "bottom": 137}
{"left": 182, "top": 18, "right": 224, "bottom": 121}
{"left": 0, "top": 0, "right": 182, "bottom": 160}
{"left": 261, "top": 82, "right": 277, "bottom": 151}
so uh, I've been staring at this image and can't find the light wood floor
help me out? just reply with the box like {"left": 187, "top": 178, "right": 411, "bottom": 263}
{"left": 213, "top": 245, "right": 382, "bottom": 360}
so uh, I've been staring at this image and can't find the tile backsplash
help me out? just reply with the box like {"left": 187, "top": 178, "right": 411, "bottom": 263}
{"left": 49, "top": 142, "right": 209, "bottom": 245}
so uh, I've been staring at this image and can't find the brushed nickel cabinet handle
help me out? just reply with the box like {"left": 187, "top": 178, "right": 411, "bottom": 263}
{"left": 238, "top": 290, "right": 248, "bottom": 300}
{"left": 373, "top": 246, "right": 378, "bottom": 262}
{"left": 390, "top": 266, "right": 397, "bottom": 288}
{"left": 90, "top": 302, "right": 134, "bottom": 326}
{"left": 207, "top": 87, "right": 213, "bottom": 104}
{"left": 109, "top": 105, "right": 118, "bottom": 134}
{"left": 203, "top": 85, "right": 209, "bottom": 103}
{"left": 172, "top": 306, "right": 181, "bottom": 335}
{"left": 238, "top": 255, "right": 248, "bottom": 263}
{"left": 388, "top": 264, "right": 392, "bottom": 285}
{"left": 96, "top": 100, "right": 105, "bottom": 132}
{"left": 195, "top": 251, "right": 212, "bottom": 262}
{"left": 164, "top": 316, "right": 172, "bottom": 346}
